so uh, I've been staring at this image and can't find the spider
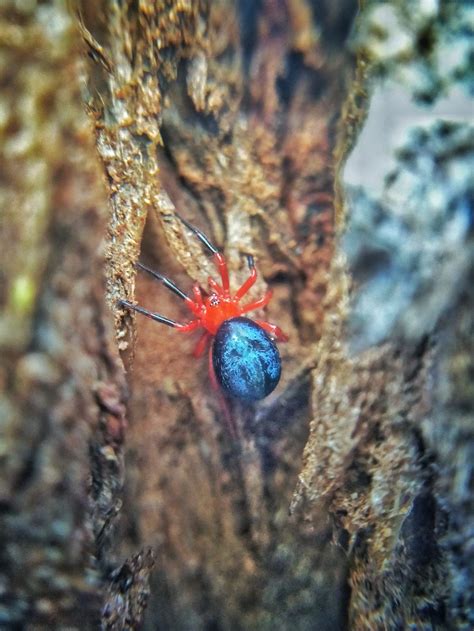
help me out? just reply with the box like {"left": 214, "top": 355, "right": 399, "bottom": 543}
{"left": 119, "top": 215, "right": 288, "bottom": 404}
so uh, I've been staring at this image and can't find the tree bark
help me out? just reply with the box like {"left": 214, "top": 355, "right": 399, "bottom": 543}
{"left": 1, "top": 1, "right": 472, "bottom": 630}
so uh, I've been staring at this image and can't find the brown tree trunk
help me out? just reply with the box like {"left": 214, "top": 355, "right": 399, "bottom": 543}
{"left": 1, "top": 1, "right": 472, "bottom": 630}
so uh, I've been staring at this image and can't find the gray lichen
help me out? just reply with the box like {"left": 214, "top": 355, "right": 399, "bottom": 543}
{"left": 341, "top": 2, "right": 474, "bottom": 628}
{"left": 344, "top": 119, "right": 473, "bottom": 349}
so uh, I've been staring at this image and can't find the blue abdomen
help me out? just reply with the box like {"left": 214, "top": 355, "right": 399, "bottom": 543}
{"left": 212, "top": 317, "right": 281, "bottom": 402}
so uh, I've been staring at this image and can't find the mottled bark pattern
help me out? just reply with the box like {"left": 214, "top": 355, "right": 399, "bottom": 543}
{"left": 84, "top": 0, "right": 353, "bottom": 628}
{"left": 1, "top": 1, "right": 472, "bottom": 630}
{"left": 0, "top": 2, "right": 129, "bottom": 626}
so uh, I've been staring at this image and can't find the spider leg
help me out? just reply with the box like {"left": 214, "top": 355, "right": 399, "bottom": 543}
{"left": 254, "top": 319, "right": 289, "bottom": 342}
{"left": 208, "top": 343, "right": 237, "bottom": 438}
{"left": 193, "top": 331, "right": 211, "bottom": 358}
{"left": 118, "top": 300, "right": 200, "bottom": 332}
{"left": 137, "top": 262, "right": 199, "bottom": 315}
{"left": 176, "top": 214, "right": 230, "bottom": 294}
{"left": 208, "top": 277, "right": 222, "bottom": 294}
{"left": 207, "top": 258, "right": 231, "bottom": 296}
{"left": 212, "top": 252, "right": 230, "bottom": 294}
{"left": 192, "top": 282, "right": 204, "bottom": 309}
{"left": 240, "top": 290, "right": 273, "bottom": 314}
{"left": 235, "top": 255, "right": 257, "bottom": 301}
{"left": 177, "top": 213, "right": 220, "bottom": 256}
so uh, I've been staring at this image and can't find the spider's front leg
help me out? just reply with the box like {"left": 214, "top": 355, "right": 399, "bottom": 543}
{"left": 234, "top": 255, "right": 257, "bottom": 300}
{"left": 235, "top": 257, "right": 288, "bottom": 341}
{"left": 212, "top": 252, "right": 230, "bottom": 295}
{"left": 177, "top": 213, "right": 230, "bottom": 295}
{"left": 118, "top": 300, "right": 200, "bottom": 333}
{"left": 136, "top": 262, "right": 201, "bottom": 317}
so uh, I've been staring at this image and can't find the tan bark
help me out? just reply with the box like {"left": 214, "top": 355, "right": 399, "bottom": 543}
{"left": 1, "top": 1, "right": 472, "bottom": 630}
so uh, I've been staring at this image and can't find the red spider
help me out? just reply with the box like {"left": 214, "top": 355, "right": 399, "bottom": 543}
{"left": 119, "top": 215, "right": 288, "bottom": 426}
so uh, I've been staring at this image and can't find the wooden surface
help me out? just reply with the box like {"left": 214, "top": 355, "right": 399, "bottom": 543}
{"left": 1, "top": 1, "right": 472, "bottom": 629}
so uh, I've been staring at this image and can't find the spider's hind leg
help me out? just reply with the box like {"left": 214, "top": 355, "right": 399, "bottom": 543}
{"left": 208, "top": 344, "right": 237, "bottom": 438}
{"left": 193, "top": 331, "right": 211, "bottom": 358}
{"left": 254, "top": 319, "right": 289, "bottom": 342}
{"left": 240, "top": 290, "right": 273, "bottom": 314}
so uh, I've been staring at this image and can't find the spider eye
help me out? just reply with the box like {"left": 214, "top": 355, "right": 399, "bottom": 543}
{"left": 210, "top": 295, "right": 220, "bottom": 306}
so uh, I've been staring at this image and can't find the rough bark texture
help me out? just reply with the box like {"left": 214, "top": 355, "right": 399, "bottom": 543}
{"left": 0, "top": 2, "right": 126, "bottom": 627}
{"left": 0, "top": 1, "right": 472, "bottom": 630}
